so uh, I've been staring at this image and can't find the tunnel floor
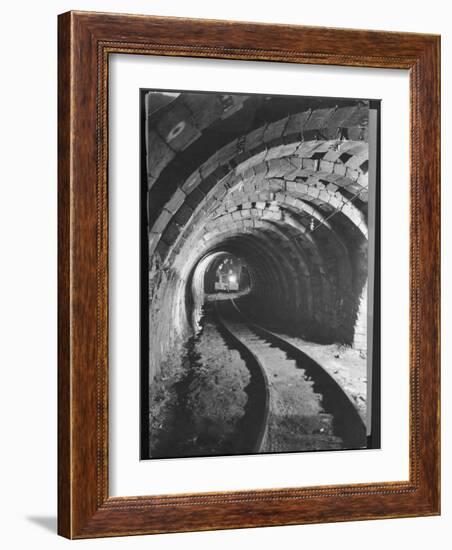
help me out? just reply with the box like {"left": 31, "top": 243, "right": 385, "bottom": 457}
{"left": 149, "top": 304, "right": 252, "bottom": 458}
{"left": 148, "top": 301, "right": 366, "bottom": 459}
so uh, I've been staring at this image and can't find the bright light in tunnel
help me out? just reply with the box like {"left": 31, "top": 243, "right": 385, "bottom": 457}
{"left": 228, "top": 275, "right": 237, "bottom": 284}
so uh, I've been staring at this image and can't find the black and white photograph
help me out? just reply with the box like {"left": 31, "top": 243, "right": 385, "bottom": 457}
{"left": 140, "top": 89, "right": 380, "bottom": 460}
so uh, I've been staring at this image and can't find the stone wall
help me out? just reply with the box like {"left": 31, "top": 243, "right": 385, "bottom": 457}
{"left": 353, "top": 282, "right": 368, "bottom": 354}
{"left": 145, "top": 92, "right": 371, "bottom": 375}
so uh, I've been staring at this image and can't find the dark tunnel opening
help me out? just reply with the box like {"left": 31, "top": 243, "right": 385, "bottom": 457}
{"left": 182, "top": 208, "right": 367, "bottom": 346}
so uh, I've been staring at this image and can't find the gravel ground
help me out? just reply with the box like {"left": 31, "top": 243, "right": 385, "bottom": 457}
{"left": 148, "top": 307, "right": 368, "bottom": 458}
{"left": 148, "top": 313, "right": 250, "bottom": 458}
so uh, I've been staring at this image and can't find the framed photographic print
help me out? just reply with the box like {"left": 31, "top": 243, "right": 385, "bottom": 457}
{"left": 58, "top": 11, "right": 440, "bottom": 538}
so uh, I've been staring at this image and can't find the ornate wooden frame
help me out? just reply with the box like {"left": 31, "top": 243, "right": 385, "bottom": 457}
{"left": 58, "top": 10, "right": 440, "bottom": 539}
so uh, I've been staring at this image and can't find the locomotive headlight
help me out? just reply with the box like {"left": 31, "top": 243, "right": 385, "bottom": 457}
{"left": 228, "top": 275, "right": 237, "bottom": 284}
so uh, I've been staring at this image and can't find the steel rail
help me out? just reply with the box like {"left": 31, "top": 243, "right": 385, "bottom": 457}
{"left": 225, "top": 299, "right": 367, "bottom": 450}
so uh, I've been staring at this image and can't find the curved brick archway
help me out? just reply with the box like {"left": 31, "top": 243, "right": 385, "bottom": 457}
{"left": 145, "top": 93, "right": 369, "bottom": 380}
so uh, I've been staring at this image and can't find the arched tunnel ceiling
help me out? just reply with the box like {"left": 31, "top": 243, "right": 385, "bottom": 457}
{"left": 146, "top": 92, "right": 369, "bottom": 348}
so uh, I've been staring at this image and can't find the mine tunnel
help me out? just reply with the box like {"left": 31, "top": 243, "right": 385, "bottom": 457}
{"left": 144, "top": 89, "right": 371, "bottom": 458}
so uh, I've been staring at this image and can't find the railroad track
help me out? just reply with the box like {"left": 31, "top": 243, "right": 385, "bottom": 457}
{"left": 216, "top": 300, "right": 367, "bottom": 454}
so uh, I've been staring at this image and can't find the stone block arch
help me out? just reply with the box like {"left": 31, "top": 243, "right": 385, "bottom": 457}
{"left": 145, "top": 93, "right": 370, "bottom": 379}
